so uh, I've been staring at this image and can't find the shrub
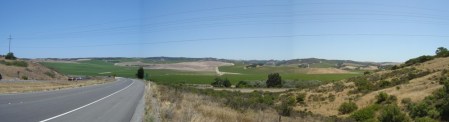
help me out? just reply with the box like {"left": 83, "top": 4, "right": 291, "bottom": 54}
{"left": 350, "top": 104, "right": 380, "bottom": 121}
{"left": 236, "top": 81, "right": 248, "bottom": 88}
{"left": 376, "top": 92, "right": 396, "bottom": 104}
{"left": 22, "top": 76, "right": 28, "bottom": 80}
{"left": 404, "top": 55, "right": 434, "bottom": 67}
{"left": 328, "top": 93, "right": 336, "bottom": 102}
{"left": 5, "top": 52, "right": 17, "bottom": 60}
{"left": 378, "top": 80, "right": 391, "bottom": 88}
{"left": 45, "top": 72, "right": 56, "bottom": 78}
{"left": 0, "top": 60, "right": 28, "bottom": 67}
{"left": 136, "top": 67, "right": 144, "bottom": 79}
{"left": 339, "top": 102, "right": 358, "bottom": 114}
{"left": 401, "top": 98, "right": 412, "bottom": 105}
{"left": 378, "top": 105, "right": 411, "bottom": 122}
{"left": 0, "top": 73, "right": 2, "bottom": 80}
{"left": 266, "top": 73, "right": 282, "bottom": 88}
{"left": 409, "top": 102, "right": 433, "bottom": 118}
{"left": 296, "top": 93, "right": 306, "bottom": 104}
{"left": 376, "top": 92, "right": 389, "bottom": 104}
{"left": 211, "top": 78, "right": 231, "bottom": 88}
{"left": 223, "top": 78, "right": 231, "bottom": 87}
{"left": 333, "top": 81, "right": 345, "bottom": 92}
{"left": 278, "top": 95, "right": 296, "bottom": 116}
{"left": 391, "top": 65, "right": 399, "bottom": 70}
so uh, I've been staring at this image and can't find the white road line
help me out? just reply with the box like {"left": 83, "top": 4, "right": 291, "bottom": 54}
{"left": 39, "top": 80, "right": 135, "bottom": 122}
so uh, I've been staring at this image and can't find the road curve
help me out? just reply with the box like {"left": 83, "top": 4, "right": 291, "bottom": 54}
{"left": 0, "top": 78, "right": 145, "bottom": 122}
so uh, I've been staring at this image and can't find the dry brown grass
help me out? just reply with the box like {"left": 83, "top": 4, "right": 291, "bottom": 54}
{"left": 0, "top": 79, "right": 112, "bottom": 94}
{"left": 145, "top": 82, "right": 325, "bottom": 122}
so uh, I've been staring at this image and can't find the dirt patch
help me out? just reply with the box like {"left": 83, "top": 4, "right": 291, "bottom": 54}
{"left": 116, "top": 61, "right": 234, "bottom": 72}
{"left": 306, "top": 68, "right": 353, "bottom": 74}
{"left": 215, "top": 67, "right": 240, "bottom": 76}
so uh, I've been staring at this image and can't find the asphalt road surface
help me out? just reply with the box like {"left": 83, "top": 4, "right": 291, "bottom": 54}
{"left": 0, "top": 78, "right": 145, "bottom": 122}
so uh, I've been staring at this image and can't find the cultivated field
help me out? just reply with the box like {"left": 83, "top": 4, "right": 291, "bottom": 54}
{"left": 40, "top": 59, "right": 360, "bottom": 84}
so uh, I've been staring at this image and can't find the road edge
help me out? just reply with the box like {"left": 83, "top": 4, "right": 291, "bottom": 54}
{"left": 131, "top": 80, "right": 145, "bottom": 122}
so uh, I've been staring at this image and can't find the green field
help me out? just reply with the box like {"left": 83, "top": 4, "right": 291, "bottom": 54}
{"left": 41, "top": 59, "right": 361, "bottom": 84}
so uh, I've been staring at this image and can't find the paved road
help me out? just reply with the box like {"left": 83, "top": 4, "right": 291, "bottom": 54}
{"left": 0, "top": 78, "right": 145, "bottom": 122}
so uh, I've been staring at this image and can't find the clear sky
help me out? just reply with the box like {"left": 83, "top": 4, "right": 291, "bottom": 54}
{"left": 0, "top": 0, "right": 448, "bottom": 62}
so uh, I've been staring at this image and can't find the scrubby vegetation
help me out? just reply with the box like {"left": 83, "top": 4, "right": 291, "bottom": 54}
{"left": 338, "top": 102, "right": 358, "bottom": 114}
{"left": 211, "top": 77, "right": 231, "bottom": 87}
{"left": 349, "top": 67, "right": 431, "bottom": 94}
{"left": 392, "top": 47, "right": 449, "bottom": 69}
{"left": 347, "top": 92, "right": 410, "bottom": 122}
{"left": 350, "top": 104, "right": 380, "bottom": 121}
{"left": 0, "top": 60, "right": 28, "bottom": 67}
{"left": 378, "top": 104, "right": 411, "bottom": 122}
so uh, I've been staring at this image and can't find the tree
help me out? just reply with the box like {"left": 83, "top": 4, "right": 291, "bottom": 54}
{"left": 339, "top": 102, "right": 358, "bottom": 114}
{"left": 436, "top": 47, "right": 449, "bottom": 57}
{"left": 5, "top": 52, "right": 16, "bottom": 60}
{"left": 136, "top": 67, "right": 144, "bottom": 79}
{"left": 266, "top": 73, "right": 282, "bottom": 88}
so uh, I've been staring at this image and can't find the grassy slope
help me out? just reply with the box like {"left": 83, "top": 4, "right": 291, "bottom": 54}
{"left": 41, "top": 60, "right": 360, "bottom": 84}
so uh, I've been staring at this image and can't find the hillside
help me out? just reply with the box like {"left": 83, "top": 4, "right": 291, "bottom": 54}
{"left": 0, "top": 58, "right": 66, "bottom": 80}
{"left": 287, "top": 55, "right": 449, "bottom": 121}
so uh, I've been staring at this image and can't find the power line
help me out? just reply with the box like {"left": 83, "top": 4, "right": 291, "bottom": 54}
{"left": 17, "top": 2, "right": 449, "bottom": 38}
{"left": 8, "top": 34, "right": 12, "bottom": 53}
{"left": 11, "top": 34, "right": 449, "bottom": 49}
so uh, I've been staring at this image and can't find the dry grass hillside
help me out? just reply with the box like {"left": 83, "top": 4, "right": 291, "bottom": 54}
{"left": 0, "top": 58, "right": 66, "bottom": 80}
{"left": 288, "top": 57, "right": 449, "bottom": 117}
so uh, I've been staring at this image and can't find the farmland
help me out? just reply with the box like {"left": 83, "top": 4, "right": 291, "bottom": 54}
{"left": 40, "top": 59, "right": 361, "bottom": 84}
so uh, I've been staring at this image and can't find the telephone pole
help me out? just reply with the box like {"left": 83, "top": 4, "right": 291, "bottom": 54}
{"left": 8, "top": 34, "right": 12, "bottom": 53}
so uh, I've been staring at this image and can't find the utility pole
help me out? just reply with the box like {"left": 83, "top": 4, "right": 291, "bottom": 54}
{"left": 8, "top": 34, "right": 12, "bottom": 53}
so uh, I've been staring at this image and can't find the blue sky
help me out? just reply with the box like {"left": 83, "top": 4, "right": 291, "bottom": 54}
{"left": 0, "top": 0, "right": 448, "bottom": 62}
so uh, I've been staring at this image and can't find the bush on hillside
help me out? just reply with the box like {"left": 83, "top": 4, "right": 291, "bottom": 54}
{"left": 266, "top": 73, "right": 282, "bottom": 88}
{"left": 376, "top": 92, "right": 397, "bottom": 104}
{"left": 0, "top": 60, "right": 28, "bottom": 67}
{"left": 408, "top": 102, "right": 439, "bottom": 119}
{"left": 350, "top": 104, "right": 380, "bottom": 121}
{"left": 339, "top": 102, "right": 358, "bottom": 114}
{"left": 333, "top": 81, "right": 345, "bottom": 92}
{"left": 378, "top": 105, "right": 411, "bottom": 122}
{"left": 296, "top": 93, "right": 306, "bottom": 104}
{"left": 404, "top": 55, "right": 434, "bottom": 67}
{"left": 277, "top": 95, "right": 296, "bottom": 116}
